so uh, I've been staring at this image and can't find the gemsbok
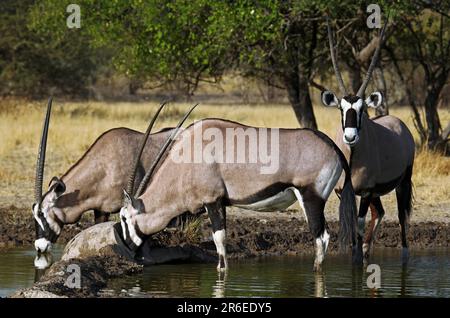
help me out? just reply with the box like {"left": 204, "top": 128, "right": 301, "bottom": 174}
{"left": 32, "top": 99, "right": 186, "bottom": 254}
{"left": 321, "top": 17, "right": 415, "bottom": 263}
{"left": 117, "top": 112, "right": 357, "bottom": 272}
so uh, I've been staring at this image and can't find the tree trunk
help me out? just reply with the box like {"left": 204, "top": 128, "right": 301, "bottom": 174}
{"left": 424, "top": 69, "right": 448, "bottom": 151}
{"left": 424, "top": 86, "right": 443, "bottom": 150}
{"left": 284, "top": 71, "right": 317, "bottom": 129}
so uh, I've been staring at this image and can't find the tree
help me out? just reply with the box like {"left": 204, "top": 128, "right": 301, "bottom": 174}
{"left": 30, "top": 0, "right": 322, "bottom": 128}
{"left": 0, "top": 0, "right": 101, "bottom": 97}
{"left": 387, "top": 5, "right": 450, "bottom": 151}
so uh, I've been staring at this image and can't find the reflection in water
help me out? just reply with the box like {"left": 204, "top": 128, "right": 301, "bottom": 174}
{"left": 1, "top": 247, "right": 449, "bottom": 298}
{"left": 104, "top": 248, "right": 450, "bottom": 298}
{"left": 34, "top": 252, "right": 55, "bottom": 282}
{"left": 34, "top": 253, "right": 53, "bottom": 270}
{"left": 0, "top": 244, "right": 63, "bottom": 298}
{"left": 212, "top": 271, "right": 228, "bottom": 298}
{"left": 314, "top": 273, "right": 327, "bottom": 298}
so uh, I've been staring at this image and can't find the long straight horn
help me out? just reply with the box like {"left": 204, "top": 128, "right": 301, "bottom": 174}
{"left": 135, "top": 103, "right": 198, "bottom": 197}
{"left": 34, "top": 97, "right": 53, "bottom": 204}
{"left": 126, "top": 101, "right": 168, "bottom": 196}
{"left": 356, "top": 17, "right": 389, "bottom": 97}
{"left": 327, "top": 16, "right": 348, "bottom": 96}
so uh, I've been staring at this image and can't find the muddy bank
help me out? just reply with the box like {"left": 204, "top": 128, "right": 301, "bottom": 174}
{"left": 0, "top": 206, "right": 94, "bottom": 249}
{"left": 6, "top": 210, "right": 449, "bottom": 298}
{"left": 11, "top": 246, "right": 143, "bottom": 298}
{"left": 0, "top": 207, "right": 448, "bottom": 252}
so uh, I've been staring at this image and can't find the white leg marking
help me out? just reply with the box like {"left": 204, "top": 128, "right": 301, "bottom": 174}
{"left": 315, "top": 230, "right": 329, "bottom": 267}
{"left": 322, "top": 229, "right": 330, "bottom": 254}
{"left": 213, "top": 229, "right": 227, "bottom": 270}
{"left": 292, "top": 188, "right": 308, "bottom": 223}
{"left": 315, "top": 237, "right": 325, "bottom": 266}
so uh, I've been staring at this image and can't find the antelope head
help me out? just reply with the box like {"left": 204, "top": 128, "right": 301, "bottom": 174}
{"left": 33, "top": 98, "right": 67, "bottom": 254}
{"left": 321, "top": 17, "right": 387, "bottom": 146}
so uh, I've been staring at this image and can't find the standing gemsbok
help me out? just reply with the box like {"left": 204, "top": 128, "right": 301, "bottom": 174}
{"left": 32, "top": 99, "right": 189, "bottom": 254}
{"left": 117, "top": 112, "right": 357, "bottom": 272}
{"left": 321, "top": 17, "right": 415, "bottom": 263}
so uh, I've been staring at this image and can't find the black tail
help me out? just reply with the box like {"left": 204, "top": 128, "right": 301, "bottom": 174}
{"left": 397, "top": 165, "right": 414, "bottom": 219}
{"left": 338, "top": 166, "right": 357, "bottom": 250}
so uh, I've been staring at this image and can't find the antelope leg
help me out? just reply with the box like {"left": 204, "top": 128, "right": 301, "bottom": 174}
{"left": 206, "top": 201, "right": 228, "bottom": 271}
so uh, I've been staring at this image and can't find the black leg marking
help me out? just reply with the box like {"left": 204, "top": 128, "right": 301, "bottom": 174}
{"left": 300, "top": 188, "right": 327, "bottom": 272}
{"left": 355, "top": 196, "right": 371, "bottom": 265}
{"left": 206, "top": 201, "right": 227, "bottom": 270}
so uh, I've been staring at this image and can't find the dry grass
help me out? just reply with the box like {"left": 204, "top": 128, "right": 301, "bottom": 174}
{"left": 0, "top": 98, "right": 448, "bottom": 221}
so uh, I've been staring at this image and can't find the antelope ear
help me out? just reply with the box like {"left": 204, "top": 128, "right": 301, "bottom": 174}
{"left": 321, "top": 90, "right": 339, "bottom": 107}
{"left": 49, "top": 177, "right": 66, "bottom": 198}
{"left": 366, "top": 92, "right": 383, "bottom": 108}
{"left": 123, "top": 189, "right": 133, "bottom": 206}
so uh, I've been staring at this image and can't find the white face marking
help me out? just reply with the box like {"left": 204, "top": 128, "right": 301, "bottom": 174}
{"left": 41, "top": 204, "right": 61, "bottom": 235}
{"left": 120, "top": 206, "right": 143, "bottom": 247}
{"left": 340, "top": 98, "right": 363, "bottom": 145}
{"left": 119, "top": 207, "right": 128, "bottom": 240}
{"left": 315, "top": 160, "right": 342, "bottom": 200}
{"left": 34, "top": 237, "right": 52, "bottom": 253}
{"left": 35, "top": 194, "right": 62, "bottom": 236}
{"left": 343, "top": 128, "right": 359, "bottom": 145}
{"left": 33, "top": 204, "right": 45, "bottom": 231}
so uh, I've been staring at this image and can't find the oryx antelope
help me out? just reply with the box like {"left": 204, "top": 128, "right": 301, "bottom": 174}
{"left": 118, "top": 113, "right": 357, "bottom": 272}
{"left": 321, "top": 17, "right": 415, "bottom": 262}
{"left": 32, "top": 99, "right": 179, "bottom": 254}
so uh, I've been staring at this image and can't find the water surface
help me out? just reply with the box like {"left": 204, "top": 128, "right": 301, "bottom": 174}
{"left": 0, "top": 247, "right": 448, "bottom": 298}
{"left": 103, "top": 248, "right": 450, "bottom": 298}
{"left": 0, "top": 245, "right": 63, "bottom": 298}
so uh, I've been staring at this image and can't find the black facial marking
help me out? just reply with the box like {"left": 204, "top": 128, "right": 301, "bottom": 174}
{"left": 344, "top": 108, "right": 357, "bottom": 128}
{"left": 343, "top": 95, "right": 361, "bottom": 104}
{"left": 34, "top": 215, "right": 58, "bottom": 243}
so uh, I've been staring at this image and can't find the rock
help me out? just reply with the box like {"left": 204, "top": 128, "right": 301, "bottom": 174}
{"left": 11, "top": 288, "right": 67, "bottom": 298}
{"left": 61, "top": 221, "right": 215, "bottom": 265}
{"left": 62, "top": 222, "right": 116, "bottom": 261}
